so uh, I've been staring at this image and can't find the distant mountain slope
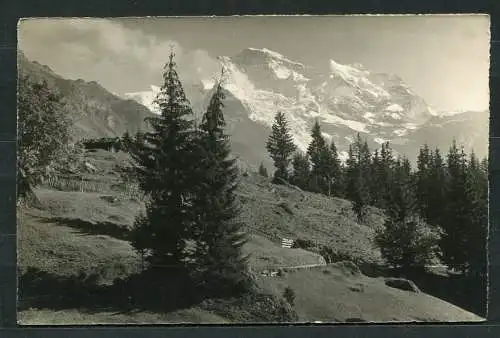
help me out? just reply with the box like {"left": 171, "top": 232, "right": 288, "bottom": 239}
{"left": 126, "top": 48, "right": 488, "bottom": 165}
{"left": 18, "top": 52, "right": 155, "bottom": 140}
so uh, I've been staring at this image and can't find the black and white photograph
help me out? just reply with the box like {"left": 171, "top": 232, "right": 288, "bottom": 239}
{"left": 16, "top": 15, "right": 489, "bottom": 324}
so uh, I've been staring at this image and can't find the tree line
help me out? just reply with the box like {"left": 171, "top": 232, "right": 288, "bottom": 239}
{"left": 265, "top": 112, "right": 488, "bottom": 276}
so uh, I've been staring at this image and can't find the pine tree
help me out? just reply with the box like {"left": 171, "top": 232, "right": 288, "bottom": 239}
{"left": 379, "top": 142, "right": 395, "bottom": 208}
{"left": 426, "top": 148, "right": 447, "bottom": 228}
{"left": 191, "top": 72, "right": 250, "bottom": 296}
{"left": 375, "top": 155, "right": 441, "bottom": 271}
{"left": 266, "top": 112, "right": 297, "bottom": 183}
{"left": 463, "top": 151, "right": 488, "bottom": 277}
{"left": 388, "top": 157, "right": 417, "bottom": 222}
{"left": 345, "top": 134, "right": 371, "bottom": 222}
{"left": 329, "top": 140, "right": 342, "bottom": 196}
{"left": 291, "top": 152, "right": 311, "bottom": 189}
{"left": 441, "top": 140, "right": 470, "bottom": 273}
{"left": 369, "top": 149, "right": 382, "bottom": 207}
{"left": 130, "top": 52, "right": 200, "bottom": 277}
{"left": 415, "top": 143, "right": 434, "bottom": 224}
{"left": 122, "top": 130, "right": 133, "bottom": 152}
{"left": 307, "top": 121, "right": 328, "bottom": 193}
{"left": 258, "top": 162, "right": 269, "bottom": 178}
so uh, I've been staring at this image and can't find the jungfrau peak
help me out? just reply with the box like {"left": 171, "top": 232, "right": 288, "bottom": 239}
{"left": 123, "top": 47, "right": 487, "bottom": 164}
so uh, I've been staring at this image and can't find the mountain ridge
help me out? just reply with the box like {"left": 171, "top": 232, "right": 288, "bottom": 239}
{"left": 124, "top": 47, "right": 488, "bottom": 164}
{"left": 18, "top": 53, "right": 155, "bottom": 140}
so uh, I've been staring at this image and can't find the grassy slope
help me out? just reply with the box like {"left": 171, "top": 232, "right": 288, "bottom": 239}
{"left": 256, "top": 265, "right": 482, "bottom": 322}
{"left": 17, "top": 149, "right": 484, "bottom": 323}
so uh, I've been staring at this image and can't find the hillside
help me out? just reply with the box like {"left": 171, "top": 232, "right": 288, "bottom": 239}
{"left": 17, "top": 149, "right": 484, "bottom": 324}
{"left": 18, "top": 52, "right": 155, "bottom": 140}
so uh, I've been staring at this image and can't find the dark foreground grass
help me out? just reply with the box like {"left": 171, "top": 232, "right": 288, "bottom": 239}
{"left": 18, "top": 266, "right": 297, "bottom": 323}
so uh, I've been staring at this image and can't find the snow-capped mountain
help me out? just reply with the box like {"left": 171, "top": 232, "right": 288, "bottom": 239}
{"left": 124, "top": 85, "right": 161, "bottom": 114}
{"left": 124, "top": 47, "right": 488, "bottom": 166}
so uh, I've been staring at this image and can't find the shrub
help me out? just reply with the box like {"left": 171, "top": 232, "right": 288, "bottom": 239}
{"left": 319, "top": 245, "right": 356, "bottom": 264}
{"left": 200, "top": 289, "right": 299, "bottom": 323}
{"left": 258, "top": 162, "right": 269, "bottom": 178}
{"left": 283, "top": 286, "right": 296, "bottom": 307}
{"left": 375, "top": 216, "right": 442, "bottom": 271}
{"left": 292, "top": 238, "right": 315, "bottom": 249}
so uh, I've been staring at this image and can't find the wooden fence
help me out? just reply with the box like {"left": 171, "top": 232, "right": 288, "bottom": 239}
{"left": 42, "top": 174, "right": 143, "bottom": 199}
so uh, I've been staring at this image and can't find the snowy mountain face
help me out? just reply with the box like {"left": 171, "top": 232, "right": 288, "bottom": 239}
{"left": 124, "top": 85, "right": 161, "bottom": 114}
{"left": 124, "top": 48, "right": 488, "bottom": 165}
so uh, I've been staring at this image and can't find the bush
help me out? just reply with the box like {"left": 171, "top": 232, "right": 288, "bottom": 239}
{"left": 283, "top": 286, "right": 296, "bottom": 307}
{"left": 292, "top": 238, "right": 315, "bottom": 249}
{"left": 319, "top": 245, "right": 357, "bottom": 264}
{"left": 258, "top": 162, "right": 269, "bottom": 178}
{"left": 200, "top": 289, "right": 299, "bottom": 323}
{"left": 375, "top": 216, "right": 442, "bottom": 271}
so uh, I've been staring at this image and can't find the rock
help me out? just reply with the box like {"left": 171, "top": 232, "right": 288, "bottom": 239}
{"left": 384, "top": 277, "right": 420, "bottom": 293}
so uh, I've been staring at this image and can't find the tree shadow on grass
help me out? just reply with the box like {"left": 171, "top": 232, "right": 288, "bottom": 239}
{"left": 41, "top": 217, "right": 132, "bottom": 242}
{"left": 18, "top": 267, "right": 198, "bottom": 316}
{"left": 393, "top": 268, "right": 487, "bottom": 318}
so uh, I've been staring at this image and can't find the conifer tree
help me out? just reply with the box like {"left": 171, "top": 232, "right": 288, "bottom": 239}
{"left": 329, "top": 140, "right": 342, "bottom": 196}
{"left": 388, "top": 157, "right": 417, "bottom": 222}
{"left": 463, "top": 151, "right": 488, "bottom": 277}
{"left": 379, "top": 142, "right": 395, "bottom": 208}
{"left": 266, "top": 112, "right": 297, "bottom": 183}
{"left": 441, "top": 140, "right": 470, "bottom": 273}
{"left": 369, "top": 149, "right": 383, "bottom": 207}
{"left": 375, "top": 155, "right": 441, "bottom": 271}
{"left": 258, "top": 162, "right": 269, "bottom": 178}
{"left": 345, "top": 134, "right": 371, "bottom": 222}
{"left": 291, "top": 152, "right": 311, "bottom": 189}
{"left": 130, "top": 52, "right": 199, "bottom": 276}
{"left": 426, "top": 148, "right": 447, "bottom": 228}
{"left": 191, "top": 72, "right": 250, "bottom": 296}
{"left": 416, "top": 143, "right": 432, "bottom": 223}
{"left": 307, "top": 121, "right": 334, "bottom": 195}
{"left": 122, "top": 130, "right": 133, "bottom": 152}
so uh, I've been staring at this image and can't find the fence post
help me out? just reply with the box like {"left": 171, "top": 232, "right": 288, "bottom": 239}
{"left": 81, "top": 176, "right": 84, "bottom": 193}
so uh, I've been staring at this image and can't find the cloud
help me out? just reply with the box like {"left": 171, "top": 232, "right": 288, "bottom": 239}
{"left": 18, "top": 18, "right": 220, "bottom": 94}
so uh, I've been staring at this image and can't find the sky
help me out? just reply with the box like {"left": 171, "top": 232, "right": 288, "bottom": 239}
{"left": 18, "top": 15, "right": 490, "bottom": 112}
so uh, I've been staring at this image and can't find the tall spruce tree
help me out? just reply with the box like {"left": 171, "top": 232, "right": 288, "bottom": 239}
{"left": 463, "top": 151, "right": 488, "bottom": 277}
{"left": 266, "top": 112, "right": 297, "bottom": 183}
{"left": 345, "top": 134, "right": 371, "bottom": 222}
{"left": 190, "top": 73, "right": 250, "bottom": 296}
{"left": 375, "top": 155, "right": 441, "bottom": 271}
{"left": 258, "top": 162, "right": 269, "bottom": 178}
{"left": 329, "top": 140, "right": 342, "bottom": 196}
{"left": 369, "top": 149, "right": 383, "bottom": 207}
{"left": 130, "top": 52, "right": 199, "bottom": 276}
{"left": 389, "top": 157, "right": 417, "bottom": 222}
{"left": 416, "top": 143, "right": 432, "bottom": 222}
{"left": 307, "top": 121, "right": 335, "bottom": 195}
{"left": 441, "top": 140, "right": 470, "bottom": 273}
{"left": 426, "top": 148, "right": 447, "bottom": 228}
{"left": 379, "top": 142, "right": 395, "bottom": 208}
{"left": 291, "top": 152, "right": 311, "bottom": 189}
